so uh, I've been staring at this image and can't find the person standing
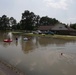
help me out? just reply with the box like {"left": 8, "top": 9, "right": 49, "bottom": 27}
{"left": 16, "top": 37, "right": 18, "bottom": 41}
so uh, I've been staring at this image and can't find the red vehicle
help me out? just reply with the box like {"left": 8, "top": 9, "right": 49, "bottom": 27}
{"left": 4, "top": 39, "right": 12, "bottom": 42}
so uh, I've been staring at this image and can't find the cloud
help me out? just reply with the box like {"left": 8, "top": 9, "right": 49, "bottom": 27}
{"left": 68, "top": 17, "right": 76, "bottom": 20}
{"left": 67, "top": 17, "right": 76, "bottom": 23}
{"left": 43, "top": 0, "right": 69, "bottom": 10}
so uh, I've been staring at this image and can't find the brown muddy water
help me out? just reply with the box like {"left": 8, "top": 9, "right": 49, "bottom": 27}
{"left": 0, "top": 32, "right": 76, "bottom": 75}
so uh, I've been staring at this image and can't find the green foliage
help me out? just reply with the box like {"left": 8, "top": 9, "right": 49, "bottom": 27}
{"left": 9, "top": 17, "right": 17, "bottom": 26}
{"left": 0, "top": 15, "right": 9, "bottom": 30}
{"left": 9, "top": 17, "right": 17, "bottom": 30}
{"left": 70, "top": 23, "right": 76, "bottom": 29}
{"left": 0, "top": 15, "right": 17, "bottom": 30}
{"left": 20, "top": 10, "right": 59, "bottom": 30}
{"left": 39, "top": 16, "right": 59, "bottom": 25}
{"left": 20, "top": 10, "right": 40, "bottom": 30}
{"left": 0, "top": 10, "right": 64, "bottom": 31}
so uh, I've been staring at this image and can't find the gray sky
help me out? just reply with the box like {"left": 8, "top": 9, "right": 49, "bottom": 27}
{"left": 0, "top": 0, "right": 76, "bottom": 24}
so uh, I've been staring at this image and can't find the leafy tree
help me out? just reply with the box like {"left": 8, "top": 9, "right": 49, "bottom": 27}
{"left": 70, "top": 23, "right": 76, "bottom": 29}
{"left": 39, "top": 16, "right": 59, "bottom": 25}
{"left": 0, "top": 17, "right": 1, "bottom": 29}
{"left": 9, "top": 17, "right": 17, "bottom": 30}
{"left": 20, "top": 10, "right": 37, "bottom": 30}
{"left": 0, "top": 15, "right": 9, "bottom": 30}
{"left": 16, "top": 23, "right": 21, "bottom": 29}
{"left": 9, "top": 17, "right": 17, "bottom": 26}
{"left": 34, "top": 15, "right": 40, "bottom": 30}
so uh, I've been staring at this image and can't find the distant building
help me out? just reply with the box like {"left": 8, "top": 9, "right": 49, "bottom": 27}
{"left": 51, "top": 23, "right": 68, "bottom": 35}
{"left": 38, "top": 25, "right": 53, "bottom": 31}
{"left": 38, "top": 23, "right": 76, "bottom": 35}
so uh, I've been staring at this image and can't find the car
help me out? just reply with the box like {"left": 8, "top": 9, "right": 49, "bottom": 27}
{"left": 33, "top": 30, "right": 42, "bottom": 34}
{"left": 45, "top": 31, "right": 54, "bottom": 35}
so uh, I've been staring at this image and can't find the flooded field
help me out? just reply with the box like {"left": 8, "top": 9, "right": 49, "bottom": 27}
{"left": 0, "top": 32, "right": 76, "bottom": 75}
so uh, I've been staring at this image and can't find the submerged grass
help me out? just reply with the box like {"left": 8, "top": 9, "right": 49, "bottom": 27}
{"left": 25, "top": 33, "right": 76, "bottom": 40}
{"left": 12, "top": 31, "right": 22, "bottom": 34}
{"left": 52, "top": 35, "right": 76, "bottom": 40}
{"left": 12, "top": 31, "right": 76, "bottom": 40}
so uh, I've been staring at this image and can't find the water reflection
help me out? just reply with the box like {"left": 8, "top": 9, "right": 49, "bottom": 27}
{"left": 0, "top": 32, "right": 76, "bottom": 53}
{"left": 0, "top": 32, "right": 76, "bottom": 75}
{"left": 21, "top": 36, "right": 37, "bottom": 53}
{"left": 15, "top": 41, "right": 18, "bottom": 46}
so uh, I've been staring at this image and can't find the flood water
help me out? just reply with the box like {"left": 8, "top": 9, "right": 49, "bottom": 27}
{"left": 0, "top": 32, "right": 76, "bottom": 75}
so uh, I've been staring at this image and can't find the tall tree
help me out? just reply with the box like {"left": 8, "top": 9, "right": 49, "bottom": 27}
{"left": 0, "top": 17, "right": 2, "bottom": 29}
{"left": 20, "top": 10, "right": 37, "bottom": 30}
{"left": 39, "top": 16, "right": 59, "bottom": 25}
{"left": 0, "top": 15, "right": 9, "bottom": 30}
{"left": 9, "top": 17, "right": 17, "bottom": 30}
{"left": 70, "top": 23, "right": 76, "bottom": 29}
{"left": 9, "top": 17, "right": 17, "bottom": 26}
{"left": 33, "top": 15, "right": 40, "bottom": 30}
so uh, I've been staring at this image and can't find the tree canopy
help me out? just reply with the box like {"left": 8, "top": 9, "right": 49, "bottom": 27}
{"left": 19, "top": 10, "right": 59, "bottom": 30}
{"left": 39, "top": 16, "right": 59, "bottom": 25}
{"left": 70, "top": 23, "right": 76, "bottom": 29}
{"left": 0, "top": 15, "right": 17, "bottom": 30}
{"left": 1, "top": 10, "right": 76, "bottom": 31}
{"left": 0, "top": 15, "right": 9, "bottom": 30}
{"left": 20, "top": 10, "right": 40, "bottom": 30}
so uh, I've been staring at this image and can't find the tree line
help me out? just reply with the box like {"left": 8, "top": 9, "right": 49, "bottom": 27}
{"left": 0, "top": 10, "right": 76, "bottom": 30}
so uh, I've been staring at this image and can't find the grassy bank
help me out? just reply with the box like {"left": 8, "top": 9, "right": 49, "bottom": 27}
{"left": 12, "top": 31, "right": 22, "bottom": 34}
{"left": 52, "top": 35, "right": 76, "bottom": 40}
{"left": 12, "top": 31, "right": 76, "bottom": 40}
{"left": 24, "top": 33, "right": 76, "bottom": 40}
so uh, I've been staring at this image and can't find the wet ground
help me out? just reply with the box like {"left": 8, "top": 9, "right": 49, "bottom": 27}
{"left": 0, "top": 60, "right": 25, "bottom": 75}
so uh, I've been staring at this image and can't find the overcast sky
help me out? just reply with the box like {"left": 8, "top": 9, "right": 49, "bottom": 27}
{"left": 0, "top": 0, "right": 76, "bottom": 24}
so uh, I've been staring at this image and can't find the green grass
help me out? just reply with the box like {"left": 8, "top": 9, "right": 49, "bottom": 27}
{"left": 25, "top": 33, "right": 76, "bottom": 40}
{"left": 11, "top": 31, "right": 76, "bottom": 40}
{"left": 52, "top": 35, "right": 76, "bottom": 40}
{"left": 12, "top": 31, "right": 22, "bottom": 34}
